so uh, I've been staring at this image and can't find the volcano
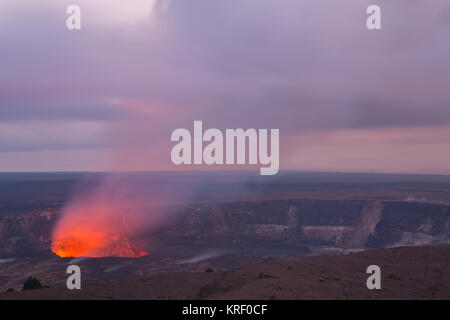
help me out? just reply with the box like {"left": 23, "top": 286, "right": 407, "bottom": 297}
{"left": 50, "top": 180, "right": 151, "bottom": 258}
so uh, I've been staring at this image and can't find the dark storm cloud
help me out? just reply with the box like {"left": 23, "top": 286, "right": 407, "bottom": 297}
{"left": 0, "top": 120, "right": 107, "bottom": 152}
{"left": 0, "top": 98, "right": 124, "bottom": 123}
{"left": 353, "top": 98, "right": 450, "bottom": 128}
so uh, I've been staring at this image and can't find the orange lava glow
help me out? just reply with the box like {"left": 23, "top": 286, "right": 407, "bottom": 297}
{"left": 51, "top": 194, "right": 149, "bottom": 258}
{"left": 51, "top": 230, "right": 147, "bottom": 258}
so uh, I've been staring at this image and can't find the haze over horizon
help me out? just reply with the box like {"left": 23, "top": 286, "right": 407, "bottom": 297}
{"left": 1, "top": 0, "right": 450, "bottom": 174}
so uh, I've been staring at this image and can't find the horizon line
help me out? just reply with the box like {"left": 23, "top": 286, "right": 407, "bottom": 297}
{"left": 0, "top": 170, "right": 449, "bottom": 177}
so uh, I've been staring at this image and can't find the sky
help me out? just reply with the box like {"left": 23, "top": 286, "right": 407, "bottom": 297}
{"left": 0, "top": 0, "right": 449, "bottom": 174}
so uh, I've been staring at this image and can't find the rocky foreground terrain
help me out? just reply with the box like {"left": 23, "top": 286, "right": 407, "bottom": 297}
{"left": 1, "top": 246, "right": 449, "bottom": 300}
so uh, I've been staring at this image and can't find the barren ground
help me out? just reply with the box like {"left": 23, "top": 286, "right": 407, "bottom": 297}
{"left": 1, "top": 246, "right": 448, "bottom": 300}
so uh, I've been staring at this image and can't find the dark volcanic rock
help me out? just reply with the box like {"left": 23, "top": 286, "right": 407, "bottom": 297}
{"left": 367, "top": 201, "right": 450, "bottom": 248}
{"left": 1, "top": 198, "right": 450, "bottom": 257}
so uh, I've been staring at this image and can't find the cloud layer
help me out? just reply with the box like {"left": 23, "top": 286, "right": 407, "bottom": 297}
{"left": 0, "top": 0, "right": 449, "bottom": 173}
